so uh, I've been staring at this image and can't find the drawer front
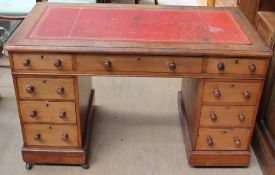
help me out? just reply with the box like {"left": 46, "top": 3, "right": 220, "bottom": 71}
{"left": 206, "top": 58, "right": 268, "bottom": 76}
{"left": 20, "top": 101, "right": 77, "bottom": 123}
{"left": 17, "top": 78, "right": 75, "bottom": 100}
{"left": 202, "top": 81, "right": 262, "bottom": 104}
{"left": 200, "top": 106, "right": 256, "bottom": 127}
{"left": 196, "top": 128, "right": 251, "bottom": 150}
{"left": 24, "top": 124, "right": 78, "bottom": 147}
{"left": 76, "top": 55, "right": 203, "bottom": 74}
{"left": 13, "top": 53, "right": 73, "bottom": 71}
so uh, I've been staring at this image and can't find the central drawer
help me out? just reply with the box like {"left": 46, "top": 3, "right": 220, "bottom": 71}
{"left": 196, "top": 128, "right": 251, "bottom": 151}
{"left": 17, "top": 77, "right": 75, "bottom": 100}
{"left": 20, "top": 101, "right": 77, "bottom": 123}
{"left": 24, "top": 124, "right": 78, "bottom": 147}
{"left": 76, "top": 55, "right": 203, "bottom": 74}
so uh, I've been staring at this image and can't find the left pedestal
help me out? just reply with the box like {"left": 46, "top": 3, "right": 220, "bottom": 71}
{"left": 12, "top": 75, "right": 94, "bottom": 170}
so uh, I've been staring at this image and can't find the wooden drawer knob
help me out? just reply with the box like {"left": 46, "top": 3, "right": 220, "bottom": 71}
{"left": 213, "top": 89, "right": 221, "bottom": 98}
{"left": 217, "top": 62, "right": 225, "bottom": 71}
{"left": 103, "top": 60, "right": 112, "bottom": 68}
{"left": 23, "top": 59, "right": 31, "bottom": 67}
{"left": 59, "top": 111, "right": 66, "bottom": 119}
{"left": 242, "top": 90, "right": 251, "bottom": 99}
{"left": 56, "top": 87, "right": 65, "bottom": 95}
{"left": 54, "top": 59, "right": 62, "bottom": 67}
{"left": 26, "top": 85, "right": 34, "bottom": 93}
{"left": 248, "top": 64, "right": 256, "bottom": 72}
{"left": 62, "top": 133, "right": 69, "bottom": 141}
{"left": 30, "top": 110, "right": 37, "bottom": 118}
{"left": 238, "top": 113, "right": 245, "bottom": 122}
{"left": 169, "top": 62, "right": 176, "bottom": 70}
{"left": 210, "top": 112, "right": 217, "bottom": 121}
{"left": 34, "top": 133, "right": 41, "bottom": 141}
{"left": 234, "top": 137, "right": 241, "bottom": 147}
{"left": 207, "top": 137, "right": 214, "bottom": 146}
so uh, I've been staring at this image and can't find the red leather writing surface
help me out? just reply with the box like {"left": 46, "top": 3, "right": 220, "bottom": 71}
{"left": 29, "top": 7, "right": 250, "bottom": 44}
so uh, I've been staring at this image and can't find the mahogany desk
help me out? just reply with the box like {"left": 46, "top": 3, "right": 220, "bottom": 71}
{"left": 4, "top": 2, "right": 272, "bottom": 169}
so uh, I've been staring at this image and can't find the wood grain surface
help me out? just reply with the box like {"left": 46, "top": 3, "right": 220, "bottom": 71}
{"left": 13, "top": 53, "right": 73, "bottom": 71}
{"left": 200, "top": 105, "right": 256, "bottom": 128}
{"left": 196, "top": 128, "right": 251, "bottom": 150}
{"left": 20, "top": 101, "right": 77, "bottom": 123}
{"left": 202, "top": 81, "right": 262, "bottom": 104}
{"left": 17, "top": 77, "right": 75, "bottom": 100}
{"left": 24, "top": 124, "right": 78, "bottom": 147}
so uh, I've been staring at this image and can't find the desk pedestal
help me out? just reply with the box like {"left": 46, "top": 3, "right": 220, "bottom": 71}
{"left": 20, "top": 89, "right": 95, "bottom": 169}
{"left": 178, "top": 91, "right": 251, "bottom": 166}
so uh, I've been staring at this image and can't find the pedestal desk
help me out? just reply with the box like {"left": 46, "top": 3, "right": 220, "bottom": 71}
{"left": 4, "top": 2, "right": 272, "bottom": 169}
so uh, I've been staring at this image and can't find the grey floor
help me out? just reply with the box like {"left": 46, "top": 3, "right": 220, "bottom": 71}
{"left": 0, "top": 0, "right": 263, "bottom": 174}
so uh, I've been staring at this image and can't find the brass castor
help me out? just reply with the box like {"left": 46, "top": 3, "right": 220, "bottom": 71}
{"left": 82, "top": 163, "right": 89, "bottom": 169}
{"left": 25, "top": 162, "right": 33, "bottom": 170}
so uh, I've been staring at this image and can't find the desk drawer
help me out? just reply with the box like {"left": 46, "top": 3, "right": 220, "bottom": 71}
{"left": 24, "top": 124, "right": 78, "bottom": 147}
{"left": 206, "top": 58, "right": 268, "bottom": 76}
{"left": 20, "top": 101, "right": 76, "bottom": 123}
{"left": 76, "top": 55, "right": 203, "bottom": 74}
{"left": 196, "top": 128, "right": 251, "bottom": 150}
{"left": 202, "top": 81, "right": 262, "bottom": 104}
{"left": 200, "top": 106, "right": 256, "bottom": 127}
{"left": 13, "top": 53, "right": 73, "bottom": 71}
{"left": 17, "top": 77, "right": 75, "bottom": 100}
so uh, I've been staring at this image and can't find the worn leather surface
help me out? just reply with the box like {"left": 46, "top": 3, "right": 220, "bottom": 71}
{"left": 29, "top": 7, "right": 250, "bottom": 44}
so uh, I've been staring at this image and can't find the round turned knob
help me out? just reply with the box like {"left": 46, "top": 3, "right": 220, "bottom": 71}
{"left": 207, "top": 137, "right": 214, "bottom": 146}
{"left": 242, "top": 90, "right": 251, "bottom": 99}
{"left": 234, "top": 137, "right": 241, "bottom": 147}
{"left": 168, "top": 62, "right": 176, "bottom": 70}
{"left": 210, "top": 112, "right": 218, "bottom": 121}
{"left": 23, "top": 59, "right": 31, "bottom": 67}
{"left": 213, "top": 89, "right": 221, "bottom": 98}
{"left": 62, "top": 133, "right": 69, "bottom": 141}
{"left": 26, "top": 85, "right": 34, "bottom": 93}
{"left": 30, "top": 110, "right": 37, "bottom": 118}
{"left": 103, "top": 60, "right": 112, "bottom": 68}
{"left": 56, "top": 87, "right": 64, "bottom": 95}
{"left": 59, "top": 111, "right": 66, "bottom": 119}
{"left": 53, "top": 59, "right": 62, "bottom": 67}
{"left": 217, "top": 62, "right": 225, "bottom": 71}
{"left": 248, "top": 64, "right": 256, "bottom": 72}
{"left": 238, "top": 113, "right": 245, "bottom": 122}
{"left": 34, "top": 133, "right": 41, "bottom": 141}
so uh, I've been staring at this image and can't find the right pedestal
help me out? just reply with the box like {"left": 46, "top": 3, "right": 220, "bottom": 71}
{"left": 178, "top": 78, "right": 263, "bottom": 166}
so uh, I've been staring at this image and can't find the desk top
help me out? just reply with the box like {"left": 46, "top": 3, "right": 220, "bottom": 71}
{"left": 29, "top": 6, "right": 249, "bottom": 44}
{"left": 5, "top": 3, "right": 272, "bottom": 57}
